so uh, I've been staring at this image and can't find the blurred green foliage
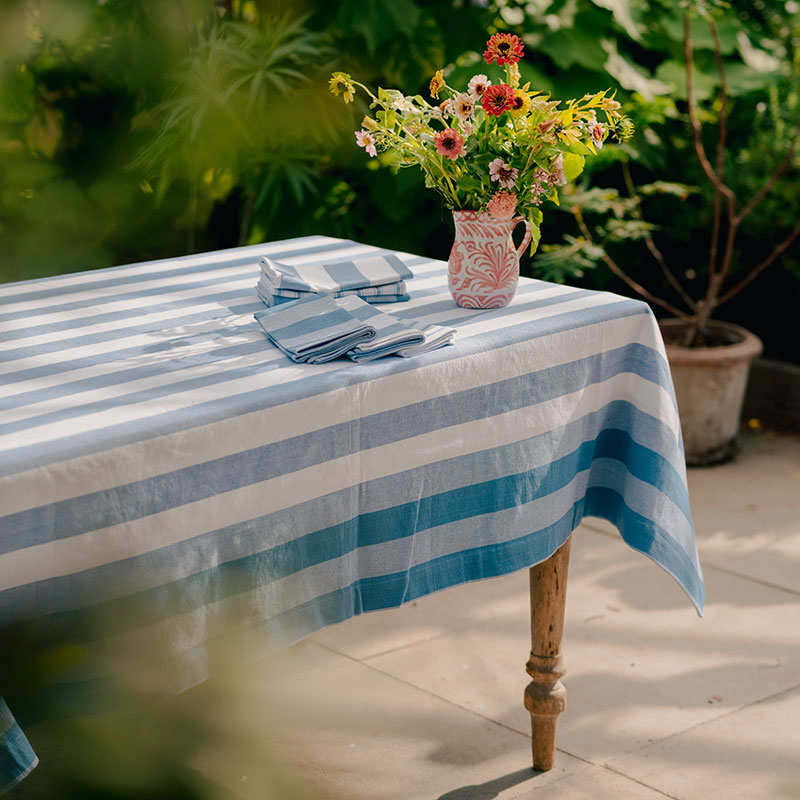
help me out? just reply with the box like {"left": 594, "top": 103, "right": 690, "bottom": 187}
{"left": 1, "top": 0, "right": 798, "bottom": 356}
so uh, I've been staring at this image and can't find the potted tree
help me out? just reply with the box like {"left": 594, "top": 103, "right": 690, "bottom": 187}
{"left": 537, "top": 7, "right": 800, "bottom": 465}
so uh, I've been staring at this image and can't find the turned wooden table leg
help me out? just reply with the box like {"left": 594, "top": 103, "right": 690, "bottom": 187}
{"left": 524, "top": 536, "right": 571, "bottom": 771}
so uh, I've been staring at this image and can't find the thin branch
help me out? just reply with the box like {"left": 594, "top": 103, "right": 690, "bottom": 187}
{"left": 733, "top": 137, "right": 799, "bottom": 226}
{"left": 683, "top": 15, "right": 735, "bottom": 202}
{"left": 708, "top": 18, "right": 728, "bottom": 181}
{"left": 573, "top": 207, "right": 692, "bottom": 321}
{"left": 713, "top": 191, "right": 737, "bottom": 298}
{"left": 716, "top": 216, "right": 800, "bottom": 306}
{"left": 684, "top": 13, "right": 737, "bottom": 326}
{"left": 707, "top": 17, "right": 728, "bottom": 278}
{"left": 621, "top": 160, "right": 696, "bottom": 310}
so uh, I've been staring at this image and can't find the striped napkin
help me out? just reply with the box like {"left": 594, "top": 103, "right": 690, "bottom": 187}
{"left": 336, "top": 296, "right": 456, "bottom": 362}
{"left": 254, "top": 293, "right": 376, "bottom": 364}
{"left": 255, "top": 279, "right": 409, "bottom": 307}
{"left": 257, "top": 254, "right": 412, "bottom": 305}
{"left": 254, "top": 294, "right": 455, "bottom": 364}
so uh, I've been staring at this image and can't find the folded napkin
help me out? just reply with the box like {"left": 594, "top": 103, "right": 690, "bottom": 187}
{"left": 260, "top": 253, "right": 413, "bottom": 293}
{"left": 255, "top": 278, "right": 409, "bottom": 307}
{"left": 336, "top": 296, "right": 456, "bottom": 362}
{"left": 254, "top": 293, "right": 375, "bottom": 364}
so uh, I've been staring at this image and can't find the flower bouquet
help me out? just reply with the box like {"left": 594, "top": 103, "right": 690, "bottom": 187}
{"left": 329, "top": 33, "right": 633, "bottom": 308}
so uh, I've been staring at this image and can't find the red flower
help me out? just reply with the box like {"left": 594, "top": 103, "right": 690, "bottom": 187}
{"left": 434, "top": 128, "right": 464, "bottom": 160}
{"left": 483, "top": 33, "right": 525, "bottom": 66}
{"left": 481, "top": 83, "right": 515, "bottom": 117}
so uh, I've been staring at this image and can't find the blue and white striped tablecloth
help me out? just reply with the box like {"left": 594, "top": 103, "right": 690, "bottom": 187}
{"left": 0, "top": 235, "right": 704, "bottom": 792}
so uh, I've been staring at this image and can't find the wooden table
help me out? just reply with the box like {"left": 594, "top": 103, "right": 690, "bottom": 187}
{"left": 0, "top": 236, "right": 704, "bottom": 792}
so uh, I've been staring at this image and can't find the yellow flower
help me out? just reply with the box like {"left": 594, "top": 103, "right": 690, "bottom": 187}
{"left": 361, "top": 116, "right": 378, "bottom": 131}
{"left": 555, "top": 126, "right": 581, "bottom": 145}
{"left": 508, "top": 89, "right": 532, "bottom": 117}
{"left": 329, "top": 72, "right": 355, "bottom": 104}
{"left": 429, "top": 69, "right": 445, "bottom": 99}
{"left": 508, "top": 62, "right": 521, "bottom": 89}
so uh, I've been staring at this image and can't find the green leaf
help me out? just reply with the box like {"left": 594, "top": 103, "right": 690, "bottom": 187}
{"left": 376, "top": 109, "right": 397, "bottom": 128}
{"left": 528, "top": 221, "right": 542, "bottom": 256}
{"left": 561, "top": 152, "right": 585, "bottom": 184}
{"left": 638, "top": 181, "right": 700, "bottom": 200}
{"left": 458, "top": 176, "right": 482, "bottom": 191}
{"left": 377, "top": 87, "right": 405, "bottom": 106}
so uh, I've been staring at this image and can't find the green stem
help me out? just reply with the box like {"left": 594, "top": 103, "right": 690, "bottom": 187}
{"left": 519, "top": 145, "right": 538, "bottom": 180}
{"left": 352, "top": 80, "right": 379, "bottom": 103}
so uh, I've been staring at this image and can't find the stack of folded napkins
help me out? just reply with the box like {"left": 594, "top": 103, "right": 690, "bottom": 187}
{"left": 256, "top": 253, "right": 412, "bottom": 307}
{"left": 254, "top": 293, "right": 455, "bottom": 365}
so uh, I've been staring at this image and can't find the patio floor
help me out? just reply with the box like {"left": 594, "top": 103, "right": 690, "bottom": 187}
{"left": 11, "top": 429, "right": 800, "bottom": 799}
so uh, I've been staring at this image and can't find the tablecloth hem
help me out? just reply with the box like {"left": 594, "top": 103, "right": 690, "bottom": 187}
{"left": 0, "top": 744, "right": 38, "bottom": 797}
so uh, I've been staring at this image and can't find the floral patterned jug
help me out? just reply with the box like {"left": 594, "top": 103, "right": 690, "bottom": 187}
{"left": 447, "top": 210, "right": 532, "bottom": 309}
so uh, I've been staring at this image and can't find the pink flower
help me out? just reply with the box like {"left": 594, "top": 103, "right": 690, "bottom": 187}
{"left": 434, "top": 128, "right": 464, "bottom": 160}
{"left": 487, "top": 191, "right": 517, "bottom": 220}
{"left": 488, "top": 157, "right": 518, "bottom": 189}
{"left": 484, "top": 33, "right": 525, "bottom": 66}
{"left": 591, "top": 123, "right": 605, "bottom": 149}
{"left": 482, "top": 83, "right": 515, "bottom": 117}
{"left": 355, "top": 129, "right": 377, "bottom": 157}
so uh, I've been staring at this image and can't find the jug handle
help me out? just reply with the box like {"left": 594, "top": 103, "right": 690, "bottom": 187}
{"left": 512, "top": 216, "right": 532, "bottom": 258}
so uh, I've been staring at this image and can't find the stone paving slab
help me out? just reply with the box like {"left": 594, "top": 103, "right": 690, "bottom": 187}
{"left": 687, "top": 431, "right": 800, "bottom": 595}
{"left": 244, "top": 651, "right": 590, "bottom": 800}
{"left": 606, "top": 685, "right": 800, "bottom": 800}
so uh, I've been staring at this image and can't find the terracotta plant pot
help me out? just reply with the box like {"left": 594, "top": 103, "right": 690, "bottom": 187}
{"left": 447, "top": 210, "right": 531, "bottom": 308}
{"left": 659, "top": 319, "right": 763, "bottom": 465}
